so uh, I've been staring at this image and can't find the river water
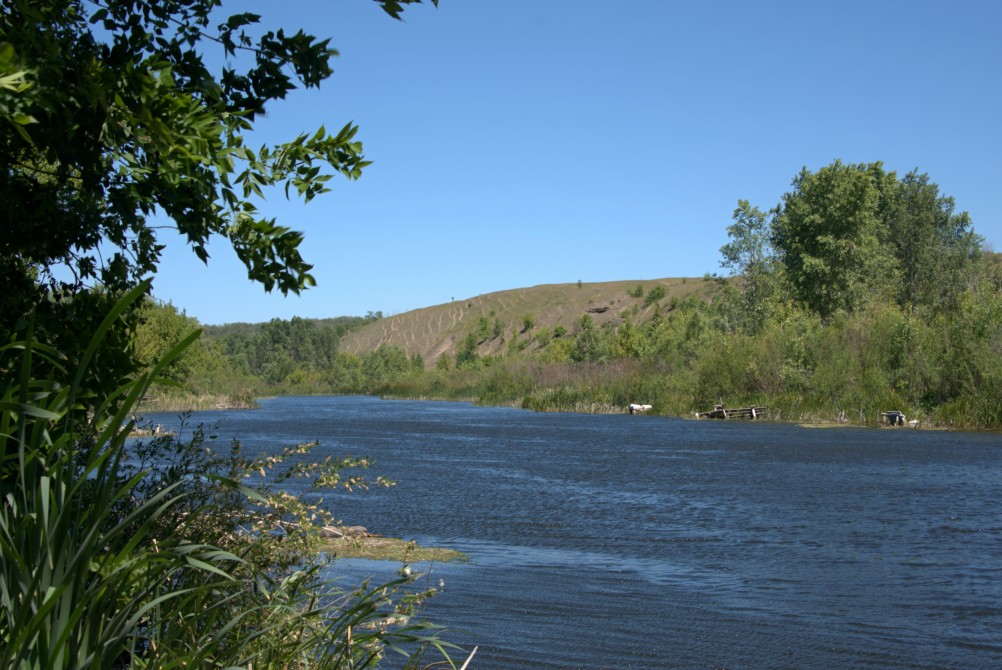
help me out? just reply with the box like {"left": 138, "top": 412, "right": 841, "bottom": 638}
{"left": 147, "top": 396, "right": 1002, "bottom": 669}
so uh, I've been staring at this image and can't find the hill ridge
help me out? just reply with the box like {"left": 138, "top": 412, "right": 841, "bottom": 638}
{"left": 338, "top": 277, "right": 719, "bottom": 365}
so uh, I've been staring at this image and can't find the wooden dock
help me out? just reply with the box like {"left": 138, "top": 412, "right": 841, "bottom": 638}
{"left": 696, "top": 404, "right": 768, "bottom": 420}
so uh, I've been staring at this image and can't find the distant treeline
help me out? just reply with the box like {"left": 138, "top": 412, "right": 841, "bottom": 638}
{"left": 139, "top": 161, "right": 1002, "bottom": 429}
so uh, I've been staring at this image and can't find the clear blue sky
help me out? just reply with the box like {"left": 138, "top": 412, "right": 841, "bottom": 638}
{"left": 150, "top": 0, "right": 1002, "bottom": 325}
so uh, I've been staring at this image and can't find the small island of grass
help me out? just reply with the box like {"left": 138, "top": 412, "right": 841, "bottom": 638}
{"left": 322, "top": 535, "right": 467, "bottom": 562}
{"left": 317, "top": 525, "right": 466, "bottom": 562}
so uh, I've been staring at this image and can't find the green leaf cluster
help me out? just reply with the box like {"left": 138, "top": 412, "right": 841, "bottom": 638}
{"left": 1, "top": 0, "right": 435, "bottom": 350}
{"left": 1, "top": 288, "right": 457, "bottom": 669}
{"left": 766, "top": 161, "right": 982, "bottom": 317}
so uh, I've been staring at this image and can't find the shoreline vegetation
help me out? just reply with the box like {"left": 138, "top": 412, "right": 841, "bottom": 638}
{"left": 138, "top": 162, "right": 998, "bottom": 432}
{"left": 139, "top": 266, "right": 1002, "bottom": 434}
{"left": 138, "top": 393, "right": 259, "bottom": 413}
{"left": 137, "top": 390, "right": 979, "bottom": 433}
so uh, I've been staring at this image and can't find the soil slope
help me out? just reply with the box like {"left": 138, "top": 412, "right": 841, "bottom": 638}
{"left": 338, "top": 278, "right": 719, "bottom": 367}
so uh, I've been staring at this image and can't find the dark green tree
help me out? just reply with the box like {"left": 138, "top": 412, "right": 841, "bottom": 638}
{"left": 0, "top": 0, "right": 435, "bottom": 378}
{"left": 888, "top": 170, "right": 982, "bottom": 312}
{"left": 456, "top": 332, "right": 480, "bottom": 369}
{"left": 765, "top": 161, "right": 982, "bottom": 318}
{"left": 771, "top": 161, "right": 898, "bottom": 317}
{"left": 643, "top": 284, "right": 667, "bottom": 307}
{"left": 134, "top": 299, "right": 214, "bottom": 384}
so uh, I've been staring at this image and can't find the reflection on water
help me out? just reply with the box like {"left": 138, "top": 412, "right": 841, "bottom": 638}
{"left": 147, "top": 396, "right": 1002, "bottom": 669}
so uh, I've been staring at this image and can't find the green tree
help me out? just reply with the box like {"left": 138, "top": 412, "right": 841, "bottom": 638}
{"left": 456, "top": 331, "right": 480, "bottom": 369}
{"left": 1, "top": 0, "right": 434, "bottom": 379}
{"left": 133, "top": 299, "right": 218, "bottom": 385}
{"left": 719, "top": 200, "right": 782, "bottom": 333}
{"left": 771, "top": 160, "right": 898, "bottom": 317}
{"left": 571, "top": 314, "right": 610, "bottom": 363}
{"left": 644, "top": 284, "right": 667, "bottom": 307}
{"left": 436, "top": 352, "right": 454, "bottom": 371}
{"left": 362, "top": 343, "right": 411, "bottom": 385}
{"left": 1, "top": 1, "right": 455, "bottom": 667}
{"left": 888, "top": 170, "right": 982, "bottom": 312}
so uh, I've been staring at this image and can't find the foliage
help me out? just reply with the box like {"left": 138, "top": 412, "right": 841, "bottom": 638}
{"left": 1, "top": 0, "right": 438, "bottom": 401}
{"left": 134, "top": 300, "right": 214, "bottom": 384}
{"left": 455, "top": 332, "right": 481, "bottom": 370}
{"left": 198, "top": 314, "right": 369, "bottom": 396}
{"left": 368, "top": 276, "right": 1001, "bottom": 429}
{"left": 888, "top": 170, "right": 982, "bottom": 311}
{"left": 719, "top": 200, "right": 782, "bottom": 333}
{"left": 643, "top": 285, "right": 667, "bottom": 307}
{"left": 1, "top": 1, "right": 457, "bottom": 667}
{"left": 771, "top": 161, "right": 898, "bottom": 316}
{"left": 766, "top": 161, "right": 982, "bottom": 319}
{"left": 109, "top": 162, "right": 999, "bottom": 431}
{"left": 570, "top": 315, "right": 610, "bottom": 363}
{"left": 363, "top": 343, "right": 413, "bottom": 383}
{"left": 0, "top": 289, "right": 454, "bottom": 669}
{"left": 1, "top": 0, "right": 435, "bottom": 305}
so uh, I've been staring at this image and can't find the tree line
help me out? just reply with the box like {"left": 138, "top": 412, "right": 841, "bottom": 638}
{"left": 175, "top": 161, "right": 999, "bottom": 429}
{"left": 146, "top": 160, "right": 1002, "bottom": 429}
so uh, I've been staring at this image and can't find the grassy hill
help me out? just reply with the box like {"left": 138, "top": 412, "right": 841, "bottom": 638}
{"left": 337, "top": 277, "right": 720, "bottom": 367}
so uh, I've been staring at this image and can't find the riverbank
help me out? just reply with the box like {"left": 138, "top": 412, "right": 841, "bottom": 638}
{"left": 150, "top": 387, "right": 977, "bottom": 433}
{"left": 137, "top": 393, "right": 258, "bottom": 413}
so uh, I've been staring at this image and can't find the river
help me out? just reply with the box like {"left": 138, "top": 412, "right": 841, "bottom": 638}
{"left": 146, "top": 395, "right": 1002, "bottom": 669}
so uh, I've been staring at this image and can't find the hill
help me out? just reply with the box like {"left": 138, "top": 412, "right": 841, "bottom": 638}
{"left": 337, "top": 278, "right": 720, "bottom": 367}
{"left": 203, "top": 316, "right": 367, "bottom": 338}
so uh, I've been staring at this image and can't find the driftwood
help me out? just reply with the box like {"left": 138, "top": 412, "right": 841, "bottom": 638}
{"left": 278, "top": 520, "right": 377, "bottom": 539}
{"left": 696, "top": 404, "right": 768, "bottom": 420}
{"left": 319, "top": 525, "right": 375, "bottom": 539}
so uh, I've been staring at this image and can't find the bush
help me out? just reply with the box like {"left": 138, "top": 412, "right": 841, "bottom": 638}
{"left": 0, "top": 291, "right": 455, "bottom": 669}
{"left": 644, "top": 285, "right": 667, "bottom": 307}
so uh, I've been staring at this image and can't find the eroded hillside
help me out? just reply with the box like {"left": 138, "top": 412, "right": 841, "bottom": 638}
{"left": 338, "top": 278, "right": 720, "bottom": 366}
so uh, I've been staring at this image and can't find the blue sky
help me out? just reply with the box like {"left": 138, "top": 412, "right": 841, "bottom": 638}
{"left": 150, "top": 0, "right": 1002, "bottom": 325}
